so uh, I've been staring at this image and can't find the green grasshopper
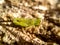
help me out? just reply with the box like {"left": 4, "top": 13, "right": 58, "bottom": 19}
{"left": 13, "top": 18, "right": 41, "bottom": 27}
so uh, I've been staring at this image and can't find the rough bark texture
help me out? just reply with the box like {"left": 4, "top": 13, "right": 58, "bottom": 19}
{"left": 0, "top": 0, "right": 60, "bottom": 45}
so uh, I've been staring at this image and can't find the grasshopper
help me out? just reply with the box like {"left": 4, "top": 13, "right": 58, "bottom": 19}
{"left": 13, "top": 18, "right": 41, "bottom": 27}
